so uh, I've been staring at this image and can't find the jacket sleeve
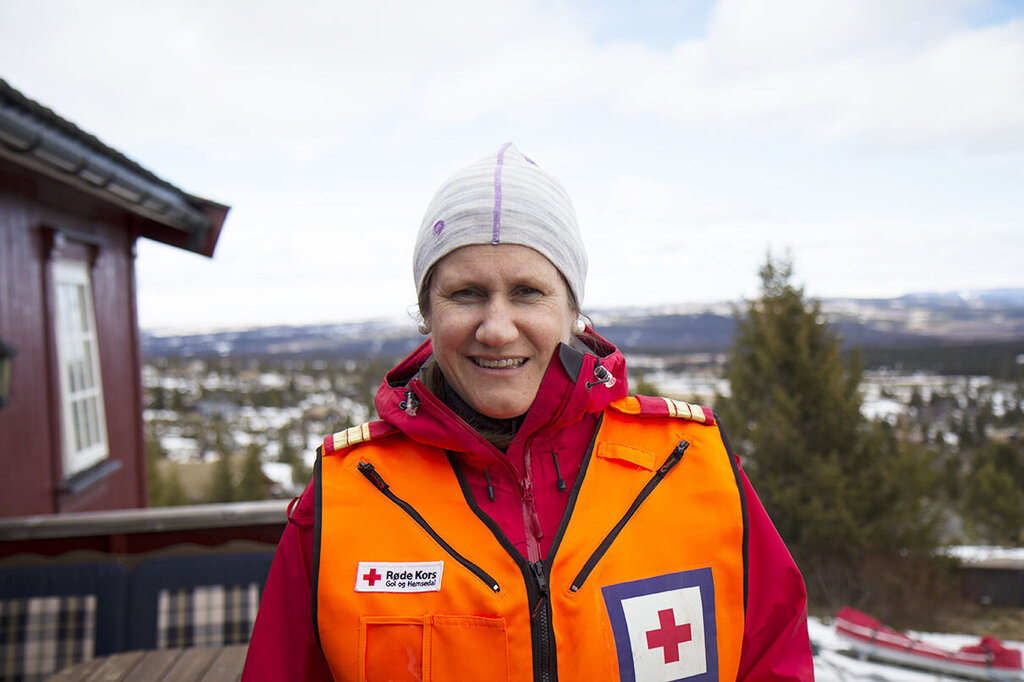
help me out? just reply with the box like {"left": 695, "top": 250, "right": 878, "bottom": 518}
{"left": 735, "top": 466, "right": 816, "bottom": 680}
{"left": 242, "top": 479, "right": 334, "bottom": 682}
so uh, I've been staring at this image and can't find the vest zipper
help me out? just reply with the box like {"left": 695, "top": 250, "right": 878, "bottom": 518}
{"left": 568, "top": 440, "right": 690, "bottom": 592}
{"left": 530, "top": 560, "right": 557, "bottom": 682}
{"left": 357, "top": 461, "right": 500, "bottom": 593}
{"left": 447, "top": 452, "right": 570, "bottom": 682}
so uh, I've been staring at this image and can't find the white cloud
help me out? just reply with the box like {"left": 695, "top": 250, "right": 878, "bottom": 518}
{"left": 589, "top": 2, "right": 1024, "bottom": 153}
{"left": 2, "top": 0, "right": 1021, "bottom": 329}
{"left": 5, "top": 0, "right": 1020, "bottom": 154}
{"left": 705, "top": 0, "right": 967, "bottom": 70}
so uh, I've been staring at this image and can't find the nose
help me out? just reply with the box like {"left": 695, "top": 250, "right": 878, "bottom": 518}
{"left": 475, "top": 298, "right": 519, "bottom": 347}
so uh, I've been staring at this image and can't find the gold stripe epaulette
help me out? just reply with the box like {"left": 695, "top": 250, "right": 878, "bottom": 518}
{"left": 609, "top": 395, "right": 715, "bottom": 425}
{"left": 321, "top": 421, "right": 396, "bottom": 456}
{"left": 332, "top": 422, "right": 373, "bottom": 450}
{"left": 661, "top": 398, "right": 711, "bottom": 423}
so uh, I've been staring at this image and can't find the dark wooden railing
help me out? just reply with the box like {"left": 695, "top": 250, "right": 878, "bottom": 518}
{"left": 0, "top": 502, "right": 290, "bottom": 681}
{"left": 0, "top": 500, "right": 289, "bottom": 559}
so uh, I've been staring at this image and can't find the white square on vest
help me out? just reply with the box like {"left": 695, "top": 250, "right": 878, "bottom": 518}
{"left": 621, "top": 586, "right": 706, "bottom": 680}
{"left": 602, "top": 567, "right": 718, "bottom": 682}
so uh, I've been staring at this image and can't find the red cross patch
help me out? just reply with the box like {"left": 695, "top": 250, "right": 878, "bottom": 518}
{"left": 362, "top": 567, "right": 383, "bottom": 586}
{"left": 602, "top": 568, "right": 717, "bottom": 681}
{"left": 354, "top": 561, "right": 444, "bottom": 593}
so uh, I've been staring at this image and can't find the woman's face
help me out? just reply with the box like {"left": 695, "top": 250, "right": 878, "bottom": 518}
{"left": 425, "top": 244, "right": 576, "bottom": 419}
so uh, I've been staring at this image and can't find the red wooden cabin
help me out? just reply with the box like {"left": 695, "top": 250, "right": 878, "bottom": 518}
{"left": 0, "top": 78, "right": 229, "bottom": 517}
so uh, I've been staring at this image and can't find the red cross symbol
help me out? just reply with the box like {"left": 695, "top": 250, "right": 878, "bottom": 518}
{"left": 362, "top": 568, "right": 382, "bottom": 586}
{"left": 646, "top": 608, "right": 693, "bottom": 664}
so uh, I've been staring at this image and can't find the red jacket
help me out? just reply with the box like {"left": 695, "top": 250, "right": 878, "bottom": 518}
{"left": 244, "top": 334, "right": 814, "bottom": 680}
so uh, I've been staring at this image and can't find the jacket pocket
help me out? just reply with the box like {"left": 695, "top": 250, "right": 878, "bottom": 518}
{"left": 360, "top": 614, "right": 509, "bottom": 682}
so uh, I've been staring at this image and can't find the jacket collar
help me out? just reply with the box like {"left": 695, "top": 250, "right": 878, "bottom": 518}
{"left": 374, "top": 330, "right": 629, "bottom": 472}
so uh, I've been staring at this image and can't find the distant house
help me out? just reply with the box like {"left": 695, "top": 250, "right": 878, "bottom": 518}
{"left": 0, "top": 79, "right": 229, "bottom": 517}
{"left": 961, "top": 557, "right": 1024, "bottom": 608}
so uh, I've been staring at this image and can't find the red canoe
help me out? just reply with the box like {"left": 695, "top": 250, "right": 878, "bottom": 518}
{"left": 834, "top": 607, "right": 1024, "bottom": 681}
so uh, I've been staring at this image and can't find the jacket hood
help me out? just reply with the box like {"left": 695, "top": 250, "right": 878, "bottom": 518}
{"left": 375, "top": 329, "right": 629, "bottom": 473}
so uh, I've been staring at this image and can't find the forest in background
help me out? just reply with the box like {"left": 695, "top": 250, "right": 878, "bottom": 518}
{"left": 142, "top": 259, "right": 1024, "bottom": 633}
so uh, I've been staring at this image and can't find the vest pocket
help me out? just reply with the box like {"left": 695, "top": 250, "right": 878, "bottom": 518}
{"left": 360, "top": 614, "right": 509, "bottom": 681}
{"left": 360, "top": 616, "right": 425, "bottom": 681}
{"left": 426, "top": 615, "right": 509, "bottom": 680}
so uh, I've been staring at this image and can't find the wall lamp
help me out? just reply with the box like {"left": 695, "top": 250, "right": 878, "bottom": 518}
{"left": 0, "top": 339, "right": 15, "bottom": 409}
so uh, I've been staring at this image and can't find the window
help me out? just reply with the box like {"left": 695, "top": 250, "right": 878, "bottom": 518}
{"left": 52, "top": 259, "right": 109, "bottom": 476}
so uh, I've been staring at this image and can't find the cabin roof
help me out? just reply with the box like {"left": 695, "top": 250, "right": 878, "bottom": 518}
{"left": 0, "top": 78, "right": 228, "bottom": 257}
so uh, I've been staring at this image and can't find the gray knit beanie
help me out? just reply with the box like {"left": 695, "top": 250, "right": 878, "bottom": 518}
{"left": 413, "top": 143, "right": 588, "bottom": 307}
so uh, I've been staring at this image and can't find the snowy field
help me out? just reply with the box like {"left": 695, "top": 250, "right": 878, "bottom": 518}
{"left": 811, "top": 617, "right": 1024, "bottom": 681}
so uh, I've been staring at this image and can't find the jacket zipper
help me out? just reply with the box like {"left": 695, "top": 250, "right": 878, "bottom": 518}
{"left": 357, "top": 461, "right": 500, "bottom": 593}
{"left": 521, "top": 448, "right": 544, "bottom": 562}
{"left": 569, "top": 440, "right": 690, "bottom": 592}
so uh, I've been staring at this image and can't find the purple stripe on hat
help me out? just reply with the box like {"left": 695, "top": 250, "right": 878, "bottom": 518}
{"left": 492, "top": 142, "right": 512, "bottom": 243}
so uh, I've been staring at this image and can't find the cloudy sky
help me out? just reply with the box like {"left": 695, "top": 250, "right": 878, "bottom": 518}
{"left": 2, "top": 0, "right": 1022, "bottom": 331}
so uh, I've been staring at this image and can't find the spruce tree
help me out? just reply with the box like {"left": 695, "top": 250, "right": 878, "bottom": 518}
{"left": 716, "top": 256, "right": 861, "bottom": 551}
{"left": 237, "top": 442, "right": 269, "bottom": 501}
{"left": 962, "top": 441, "right": 1024, "bottom": 544}
{"left": 280, "top": 435, "right": 311, "bottom": 492}
{"left": 145, "top": 434, "right": 166, "bottom": 506}
{"left": 162, "top": 463, "right": 190, "bottom": 506}
{"left": 208, "top": 452, "right": 236, "bottom": 503}
{"left": 715, "top": 255, "right": 940, "bottom": 613}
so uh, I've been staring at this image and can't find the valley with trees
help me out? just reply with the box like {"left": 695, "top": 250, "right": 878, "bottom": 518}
{"left": 141, "top": 257, "right": 1024, "bottom": 635}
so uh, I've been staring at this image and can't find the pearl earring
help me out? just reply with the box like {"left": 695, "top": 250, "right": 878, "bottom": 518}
{"left": 571, "top": 318, "right": 586, "bottom": 335}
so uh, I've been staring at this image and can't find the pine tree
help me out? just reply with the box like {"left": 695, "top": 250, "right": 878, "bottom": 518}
{"left": 716, "top": 256, "right": 862, "bottom": 551}
{"left": 162, "top": 463, "right": 190, "bottom": 506}
{"left": 715, "top": 254, "right": 940, "bottom": 613}
{"left": 962, "top": 441, "right": 1024, "bottom": 544}
{"left": 279, "top": 434, "right": 312, "bottom": 493}
{"left": 237, "top": 442, "right": 269, "bottom": 501}
{"left": 145, "top": 434, "right": 165, "bottom": 506}
{"left": 208, "top": 452, "right": 236, "bottom": 503}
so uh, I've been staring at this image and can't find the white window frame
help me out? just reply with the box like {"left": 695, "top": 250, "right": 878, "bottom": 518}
{"left": 52, "top": 259, "right": 109, "bottom": 476}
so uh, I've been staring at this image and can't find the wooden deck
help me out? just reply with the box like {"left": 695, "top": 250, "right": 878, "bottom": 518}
{"left": 46, "top": 645, "right": 248, "bottom": 682}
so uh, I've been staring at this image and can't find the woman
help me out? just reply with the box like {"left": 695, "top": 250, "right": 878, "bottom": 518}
{"left": 243, "top": 144, "right": 813, "bottom": 680}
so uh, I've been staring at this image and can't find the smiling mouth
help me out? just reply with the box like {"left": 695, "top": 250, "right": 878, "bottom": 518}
{"left": 473, "top": 357, "right": 526, "bottom": 369}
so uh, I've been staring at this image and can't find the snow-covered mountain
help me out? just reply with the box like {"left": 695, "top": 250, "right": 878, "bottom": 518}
{"left": 141, "top": 289, "right": 1024, "bottom": 358}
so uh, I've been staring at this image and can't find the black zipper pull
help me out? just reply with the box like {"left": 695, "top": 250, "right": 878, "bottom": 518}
{"left": 357, "top": 461, "right": 389, "bottom": 492}
{"left": 485, "top": 468, "right": 496, "bottom": 502}
{"left": 530, "top": 560, "right": 549, "bottom": 619}
{"left": 530, "top": 560, "right": 549, "bottom": 596}
{"left": 552, "top": 451, "right": 566, "bottom": 492}
{"left": 658, "top": 440, "right": 689, "bottom": 476}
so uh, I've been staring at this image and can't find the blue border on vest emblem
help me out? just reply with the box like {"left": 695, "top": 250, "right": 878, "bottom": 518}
{"left": 602, "top": 567, "right": 718, "bottom": 682}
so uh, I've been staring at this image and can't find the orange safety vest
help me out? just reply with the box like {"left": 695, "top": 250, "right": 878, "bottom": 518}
{"left": 314, "top": 397, "right": 747, "bottom": 681}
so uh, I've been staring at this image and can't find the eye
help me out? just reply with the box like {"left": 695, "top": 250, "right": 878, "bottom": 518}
{"left": 449, "top": 287, "right": 484, "bottom": 302}
{"left": 512, "top": 285, "right": 543, "bottom": 300}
